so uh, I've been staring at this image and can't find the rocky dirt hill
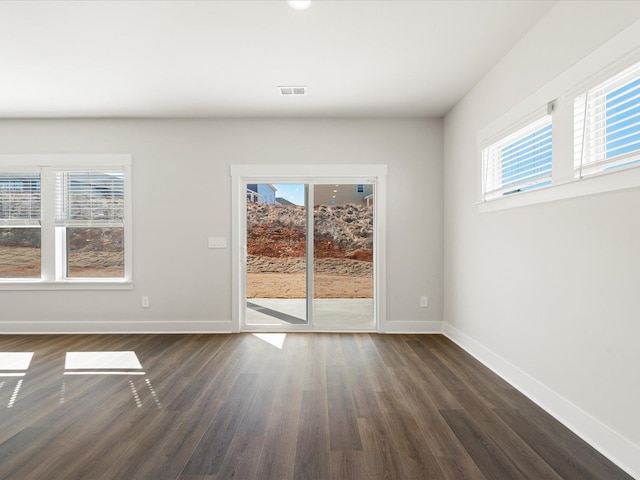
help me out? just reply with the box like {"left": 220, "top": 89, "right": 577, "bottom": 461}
{"left": 247, "top": 203, "right": 373, "bottom": 262}
{"left": 246, "top": 203, "right": 374, "bottom": 298}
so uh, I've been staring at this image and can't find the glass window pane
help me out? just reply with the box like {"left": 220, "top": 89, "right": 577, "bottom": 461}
{"left": 501, "top": 124, "right": 552, "bottom": 187}
{"left": 57, "top": 172, "right": 124, "bottom": 223}
{"left": 0, "top": 173, "right": 41, "bottom": 222}
{"left": 0, "top": 228, "right": 41, "bottom": 278}
{"left": 606, "top": 77, "right": 640, "bottom": 159}
{"left": 483, "top": 115, "right": 552, "bottom": 198}
{"left": 313, "top": 184, "right": 374, "bottom": 327}
{"left": 246, "top": 183, "right": 308, "bottom": 326}
{"left": 67, "top": 227, "right": 124, "bottom": 278}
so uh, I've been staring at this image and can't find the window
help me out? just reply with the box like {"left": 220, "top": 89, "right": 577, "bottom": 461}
{"left": 574, "top": 60, "right": 640, "bottom": 177}
{"left": 0, "top": 155, "right": 131, "bottom": 289}
{"left": 55, "top": 171, "right": 125, "bottom": 278}
{"left": 477, "top": 36, "right": 640, "bottom": 212}
{"left": 0, "top": 172, "right": 41, "bottom": 278}
{"left": 481, "top": 114, "right": 552, "bottom": 200}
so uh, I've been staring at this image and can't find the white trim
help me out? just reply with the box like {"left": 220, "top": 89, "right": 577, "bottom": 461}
{"left": 0, "top": 320, "right": 234, "bottom": 334}
{"left": 478, "top": 164, "right": 640, "bottom": 212}
{"left": 0, "top": 281, "right": 132, "bottom": 291}
{"left": 375, "top": 173, "right": 388, "bottom": 334}
{"left": 230, "top": 164, "right": 387, "bottom": 178}
{"left": 307, "top": 183, "right": 314, "bottom": 327}
{"left": 443, "top": 322, "right": 640, "bottom": 480}
{"left": 0, "top": 154, "right": 132, "bottom": 167}
{"left": 383, "top": 320, "right": 443, "bottom": 334}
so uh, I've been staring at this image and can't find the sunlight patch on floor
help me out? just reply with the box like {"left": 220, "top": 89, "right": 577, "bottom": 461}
{"left": 64, "top": 351, "right": 144, "bottom": 375}
{"left": 65, "top": 351, "right": 142, "bottom": 369}
{"left": 0, "top": 352, "right": 34, "bottom": 370}
{"left": 252, "top": 333, "right": 287, "bottom": 349}
{"left": 0, "top": 352, "right": 34, "bottom": 377}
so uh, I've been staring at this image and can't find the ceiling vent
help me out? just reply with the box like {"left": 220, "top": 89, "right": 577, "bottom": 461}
{"left": 278, "top": 86, "right": 307, "bottom": 96}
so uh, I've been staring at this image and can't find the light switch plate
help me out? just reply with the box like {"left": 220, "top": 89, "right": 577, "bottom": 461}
{"left": 208, "top": 237, "right": 227, "bottom": 249}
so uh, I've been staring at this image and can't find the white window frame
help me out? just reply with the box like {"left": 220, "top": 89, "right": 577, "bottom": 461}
{"left": 0, "top": 155, "right": 133, "bottom": 290}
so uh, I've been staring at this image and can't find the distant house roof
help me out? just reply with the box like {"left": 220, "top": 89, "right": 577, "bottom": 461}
{"left": 276, "top": 197, "right": 295, "bottom": 206}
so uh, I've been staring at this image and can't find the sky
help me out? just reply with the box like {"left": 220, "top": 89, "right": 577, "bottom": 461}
{"left": 273, "top": 183, "right": 304, "bottom": 205}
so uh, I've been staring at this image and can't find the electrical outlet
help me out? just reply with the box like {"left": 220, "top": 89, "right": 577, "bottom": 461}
{"left": 420, "top": 295, "right": 429, "bottom": 308}
{"left": 141, "top": 296, "right": 150, "bottom": 308}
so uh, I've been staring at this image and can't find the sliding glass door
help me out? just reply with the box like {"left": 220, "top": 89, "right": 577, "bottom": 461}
{"left": 243, "top": 181, "right": 375, "bottom": 330}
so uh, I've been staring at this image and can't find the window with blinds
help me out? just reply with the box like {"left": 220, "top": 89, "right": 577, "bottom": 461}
{"left": 55, "top": 171, "right": 125, "bottom": 227}
{"left": 481, "top": 115, "right": 553, "bottom": 200}
{"left": 55, "top": 170, "right": 125, "bottom": 278}
{"left": 0, "top": 173, "right": 41, "bottom": 226}
{"left": 0, "top": 172, "right": 42, "bottom": 278}
{"left": 574, "top": 60, "right": 640, "bottom": 177}
{"left": 0, "top": 155, "right": 131, "bottom": 286}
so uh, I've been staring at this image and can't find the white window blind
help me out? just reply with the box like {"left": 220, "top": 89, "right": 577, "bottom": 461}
{"left": 481, "top": 115, "right": 553, "bottom": 200}
{"left": 55, "top": 170, "right": 125, "bottom": 227}
{"left": 0, "top": 173, "right": 41, "bottom": 226}
{"left": 574, "top": 60, "right": 640, "bottom": 177}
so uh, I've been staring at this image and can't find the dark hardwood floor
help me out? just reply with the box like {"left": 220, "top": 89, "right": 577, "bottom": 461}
{"left": 0, "top": 333, "right": 632, "bottom": 480}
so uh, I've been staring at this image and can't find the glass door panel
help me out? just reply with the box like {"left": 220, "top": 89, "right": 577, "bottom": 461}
{"left": 245, "top": 183, "right": 308, "bottom": 326}
{"left": 313, "top": 183, "right": 374, "bottom": 327}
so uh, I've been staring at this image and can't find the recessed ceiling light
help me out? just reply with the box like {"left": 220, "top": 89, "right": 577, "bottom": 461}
{"left": 288, "top": 0, "right": 311, "bottom": 10}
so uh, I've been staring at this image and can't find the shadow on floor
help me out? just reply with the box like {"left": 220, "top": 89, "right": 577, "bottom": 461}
{"left": 246, "top": 301, "right": 307, "bottom": 325}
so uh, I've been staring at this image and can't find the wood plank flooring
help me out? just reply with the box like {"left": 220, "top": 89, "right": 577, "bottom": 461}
{"left": 0, "top": 333, "right": 632, "bottom": 480}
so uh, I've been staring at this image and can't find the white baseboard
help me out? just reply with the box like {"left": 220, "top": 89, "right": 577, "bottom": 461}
{"left": 443, "top": 322, "right": 640, "bottom": 480}
{"left": 1, "top": 319, "right": 443, "bottom": 335}
{"left": 0, "top": 321, "right": 234, "bottom": 334}
{"left": 383, "top": 320, "right": 443, "bottom": 334}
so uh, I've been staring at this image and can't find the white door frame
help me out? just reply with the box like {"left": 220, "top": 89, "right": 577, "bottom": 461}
{"left": 230, "top": 164, "right": 387, "bottom": 333}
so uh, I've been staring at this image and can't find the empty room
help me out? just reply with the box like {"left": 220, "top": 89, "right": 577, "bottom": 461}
{"left": 0, "top": 1, "right": 638, "bottom": 479}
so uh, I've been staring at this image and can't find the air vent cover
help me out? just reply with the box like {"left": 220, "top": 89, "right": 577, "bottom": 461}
{"left": 278, "top": 86, "right": 307, "bottom": 96}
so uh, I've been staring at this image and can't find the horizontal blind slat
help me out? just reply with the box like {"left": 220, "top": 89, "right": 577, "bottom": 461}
{"left": 500, "top": 144, "right": 554, "bottom": 171}
{"left": 574, "top": 108, "right": 640, "bottom": 137}
{"left": 501, "top": 163, "right": 553, "bottom": 185}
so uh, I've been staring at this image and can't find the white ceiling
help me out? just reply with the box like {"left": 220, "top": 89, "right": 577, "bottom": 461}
{"left": 0, "top": 0, "right": 556, "bottom": 118}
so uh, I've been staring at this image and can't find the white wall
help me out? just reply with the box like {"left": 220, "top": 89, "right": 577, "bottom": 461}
{"left": 444, "top": 1, "right": 640, "bottom": 476}
{"left": 0, "top": 118, "right": 443, "bottom": 333}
